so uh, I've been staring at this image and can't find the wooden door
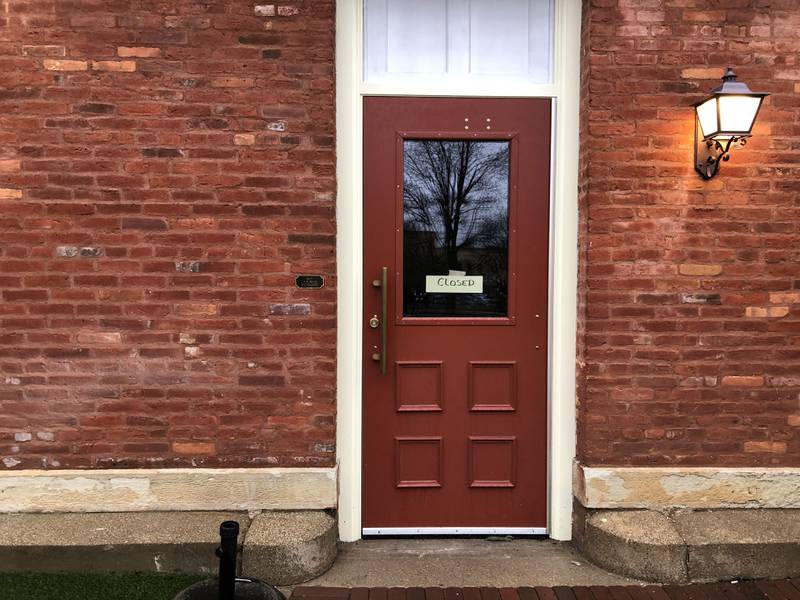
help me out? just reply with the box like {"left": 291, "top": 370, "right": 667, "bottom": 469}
{"left": 362, "top": 97, "right": 551, "bottom": 533}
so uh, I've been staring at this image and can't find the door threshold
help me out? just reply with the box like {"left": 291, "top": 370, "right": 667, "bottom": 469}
{"left": 362, "top": 527, "right": 547, "bottom": 536}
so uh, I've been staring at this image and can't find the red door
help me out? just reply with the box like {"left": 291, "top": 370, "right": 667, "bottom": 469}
{"left": 363, "top": 97, "right": 551, "bottom": 533}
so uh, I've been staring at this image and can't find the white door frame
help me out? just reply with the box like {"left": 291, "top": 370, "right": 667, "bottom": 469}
{"left": 335, "top": 0, "right": 582, "bottom": 542}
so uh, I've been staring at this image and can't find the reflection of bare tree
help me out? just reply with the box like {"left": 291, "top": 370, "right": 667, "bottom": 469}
{"left": 404, "top": 141, "right": 509, "bottom": 270}
{"left": 403, "top": 140, "right": 510, "bottom": 317}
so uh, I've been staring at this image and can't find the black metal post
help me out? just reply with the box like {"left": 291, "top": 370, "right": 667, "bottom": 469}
{"left": 217, "top": 520, "right": 239, "bottom": 600}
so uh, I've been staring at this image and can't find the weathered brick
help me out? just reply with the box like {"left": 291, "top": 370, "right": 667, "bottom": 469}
{"left": 679, "top": 264, "right": 722, "bottom": 276}
{"left": 211, "top": 77, "right": 254, "bottom": 88}
{"left": 142, "top": 147, "right": 184, "bottom": 158}
{"left": 55, "top": 246, "right": 79, "bottom": 258}
{"left": 721, "top": 376, "right": 764, "bottom": 387}
{"left": 43, "top": 59, "right": 88, "bottom": 71}
{"left": 164, "top": 16, "right": 210, "bottom": 29}
{"left": 22, "top": 45, "right": 66, "bottom": 57}
{"left": 770, "top": 292, "right": 800, "bottom": 304}
{"left": 679, "top": 293, "right": 721, "bottom": 305}
{"left": 175, "top": 303, "right": 218, "bottom": 316}
{"left": 269, "top": 303, "right": 311, "bottom": 316}
{"left": 172, "top": 442, "right": 215, "bottom": 455}
{"left": 76, "top": 332, "right": 122, "bottom": 344}
{"left": 117, "top": 46, "right": 161, "bottom": 58}
{"left": 239, "top": 375, "right": 285, "bottom": 386}
{"left": 121, "top": 217, "right": 168, "bottom": 231}
{"left": 745, "top": 306, "right": 789, "bottom": 318}
{"left": 79, "top": 247, "right": 103, "bottom": 258}
{"left": 0, "top": 188, "right": 22, "bottom": 200}
{"left": 70, "top": 14, "right": 116, "bottom": 27}
{"left": 75, "top": 103, "right": 115, "bottom": 114}
{"left": 92, "top": 60, "right": 137, "bottom": 72}
{"left": 233, "top": 133, "right": 256, "bottom": 146}
{"left": 254, "top": 5, "right": 276, "bottom": 16}
{"left": 238, "top": 33, "right": 280, "bottom": 44}
{"left": 175, "top": 261, "right": 200, "bottom": 273}
{"left": 744, "top": 441, "right": 787, "bottom": 454}
{"left": 0, "top": 160, "right": 21, "bottom": 172}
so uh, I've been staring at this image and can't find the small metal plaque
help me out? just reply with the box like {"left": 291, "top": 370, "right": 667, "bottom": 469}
{"left": 296, "top": 275, "right": 324, "bottom": 289}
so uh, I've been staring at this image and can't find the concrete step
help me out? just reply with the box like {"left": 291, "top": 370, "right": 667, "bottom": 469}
{"left": 243, "top": 510, "right": 338, "bottom": 586}
{"left": 0, "top": 511, "right": 249, "bottom": 574}
{"left": 0, "top": 510, "right": 337, "bottom": 585}
{"left": 575, "top": 507, "right": 800, "bottom": 583}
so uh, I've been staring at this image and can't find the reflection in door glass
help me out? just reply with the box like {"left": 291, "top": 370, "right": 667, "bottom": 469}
{"left": 403, "top": 140, "right": 510, "bottom": 318}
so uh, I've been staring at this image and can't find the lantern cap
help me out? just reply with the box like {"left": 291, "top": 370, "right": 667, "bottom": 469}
{"left": 712, "top": 68, "right": 758, "bottom": 95}
{"left": 693, "top": 68, "right": 768, "bottom": 105}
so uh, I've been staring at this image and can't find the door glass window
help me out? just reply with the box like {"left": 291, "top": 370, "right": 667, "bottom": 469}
{"left": 402, "top": 140, "right": 510, "bottom": 318}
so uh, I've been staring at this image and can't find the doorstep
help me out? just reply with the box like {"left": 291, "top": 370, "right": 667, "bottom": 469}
{"left": 290, "top": 538, "right": 635, "bottom": 589}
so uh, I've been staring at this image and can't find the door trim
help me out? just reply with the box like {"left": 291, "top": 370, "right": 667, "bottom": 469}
{"left": 335, "top": 0, "right": 582, "bottom": 542}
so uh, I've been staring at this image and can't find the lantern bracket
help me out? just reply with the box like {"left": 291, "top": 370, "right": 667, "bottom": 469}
{"left": 694, "top": 119, "right": 747, "bottom": 180}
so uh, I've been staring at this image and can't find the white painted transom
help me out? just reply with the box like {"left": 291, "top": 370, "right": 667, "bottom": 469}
{"left": 364, "top": 0, "right": 554, "bottom": 85}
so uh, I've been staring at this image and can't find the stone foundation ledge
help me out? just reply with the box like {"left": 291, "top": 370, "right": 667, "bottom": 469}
{"left": 573, "top": 504, "right": 800, "bottom": 583}
{"left": 0, "top": 467, "right": 337, "bottom": 513}
{"left": 574, "top": 464, "right": 800, "bottom": 510}
{"left": 0, "top": 510, "right": 337, "bottom": 586}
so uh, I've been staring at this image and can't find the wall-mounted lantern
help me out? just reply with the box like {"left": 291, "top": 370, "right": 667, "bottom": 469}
{"left": 694, "top": 68, "right": 768, "bottom": 179}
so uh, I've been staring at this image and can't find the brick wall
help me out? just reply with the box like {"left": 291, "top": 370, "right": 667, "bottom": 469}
{"left": 578, "top": 0, "right": 800, "bottom": 466}
{"left": 0, "top": 1, "right": 336, "bottom": 469}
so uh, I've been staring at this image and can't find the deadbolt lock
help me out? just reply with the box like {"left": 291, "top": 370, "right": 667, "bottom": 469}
{"left": 369, "top": 315, "right": 380, "bottom": 329}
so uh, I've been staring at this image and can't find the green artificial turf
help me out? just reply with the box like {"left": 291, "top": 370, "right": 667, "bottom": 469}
{"left": 0, "top": 571, "right": 207, "bottom": 600}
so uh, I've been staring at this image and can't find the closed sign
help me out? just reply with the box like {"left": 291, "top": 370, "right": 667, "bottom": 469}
{"left": 425, "top": 275, "right": 483, "bottom": 294}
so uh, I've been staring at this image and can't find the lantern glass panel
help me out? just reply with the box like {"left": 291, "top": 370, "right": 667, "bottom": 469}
{"left": 696, "top": 97, "right": 718, "bottom": 138}
{"left": 718, "top": 95, "right": 761, "bottom": 134}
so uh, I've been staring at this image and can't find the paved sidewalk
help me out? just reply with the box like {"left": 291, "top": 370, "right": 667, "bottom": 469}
{"left": 291, "top": 579, "right": 800, "bottom": 600}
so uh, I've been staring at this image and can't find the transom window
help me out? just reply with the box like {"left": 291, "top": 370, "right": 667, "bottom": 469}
{"left": 364, "top": 0, "right": 554, "bottom": 85}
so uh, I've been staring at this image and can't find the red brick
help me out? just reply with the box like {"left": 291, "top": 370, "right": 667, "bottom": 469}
{"left": 0, "top": 0, "right": 336, "bottom": 470}
{"left": 579, "top": 0, "right": 800, "bottom": 468}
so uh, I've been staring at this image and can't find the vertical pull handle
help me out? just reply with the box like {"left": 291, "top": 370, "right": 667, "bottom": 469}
{"left": 371, "top": 266, "right": 388, "bottom": 374}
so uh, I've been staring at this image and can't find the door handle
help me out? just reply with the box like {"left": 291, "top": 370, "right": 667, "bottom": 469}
{"left": 371, "top": 266, "right": 388, "bottom": 374}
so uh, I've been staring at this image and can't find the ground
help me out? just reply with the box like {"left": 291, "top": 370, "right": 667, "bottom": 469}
{"left": 0, "top": 572, "right": 204, "bottom": 600}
